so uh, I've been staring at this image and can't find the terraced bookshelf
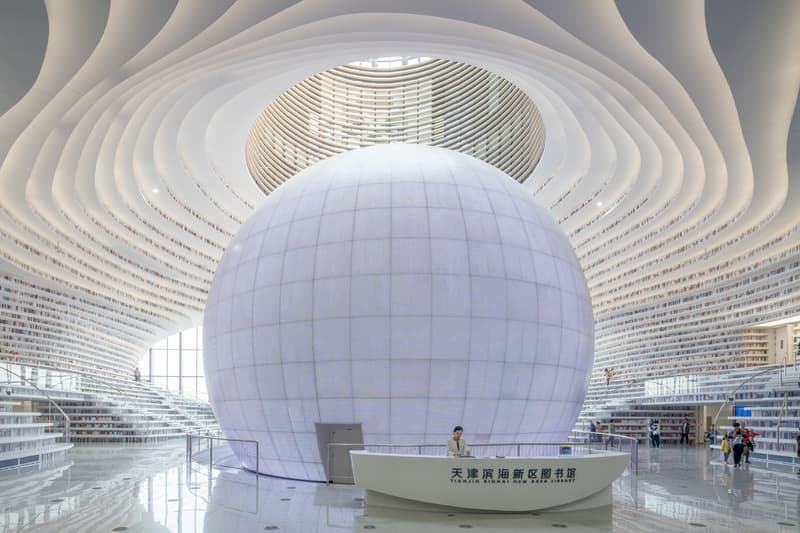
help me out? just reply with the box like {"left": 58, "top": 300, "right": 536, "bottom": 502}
{"left": 0, "top": 400, "right": 72, "bottom": 470}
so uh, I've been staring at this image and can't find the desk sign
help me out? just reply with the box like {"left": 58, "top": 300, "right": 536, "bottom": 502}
{"left": 449, "top": 465, "right": 576, "bottom": 484}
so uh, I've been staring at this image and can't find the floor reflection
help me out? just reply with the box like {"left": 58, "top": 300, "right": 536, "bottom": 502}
{"left": 0, "top": 442, "right": 798, "bottom": 532}
{"left": 203, "top": 469, "right": 363, "bottom": 532}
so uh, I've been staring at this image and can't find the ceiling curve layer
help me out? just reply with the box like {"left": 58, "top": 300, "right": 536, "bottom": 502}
{"left": 0, "top": 1, "right": 799, "bottom": 385}
{"left": 246, "top": 58, "right": 546, "bottom": 192}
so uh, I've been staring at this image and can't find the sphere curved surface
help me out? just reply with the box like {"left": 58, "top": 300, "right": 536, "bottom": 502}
{"left": 203, "top": 144, "right": 594, "bottom": 480}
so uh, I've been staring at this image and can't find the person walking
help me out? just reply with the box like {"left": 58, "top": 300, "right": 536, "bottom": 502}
{"left": 721, "top": 434, "right": 731, "bottom": 464}
{"left": 680, "top": 418, "right": 691, "bottom": 445}
{"left": 743, "top": 426, "right": 757, "bottom": 464}
{"left": 732, "top": 430, "right": 745, "bottom": 467}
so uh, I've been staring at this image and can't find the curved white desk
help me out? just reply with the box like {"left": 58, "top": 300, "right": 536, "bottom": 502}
{"left": 350, "top": 450, "right": 629, "bottom": 512}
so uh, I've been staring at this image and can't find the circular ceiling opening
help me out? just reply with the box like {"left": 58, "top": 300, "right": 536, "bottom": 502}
{"left": 246, "top": 58, "right": 545, "bottom": 193}
{"left": 348, "top": 55, "right": 433, "bottom": 68}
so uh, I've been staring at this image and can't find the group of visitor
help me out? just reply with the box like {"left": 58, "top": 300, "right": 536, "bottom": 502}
{"left": 646, "top": 419, "right": 691, "bottom": 447}
{"left": 720, "top": 422, "right": 758, "bottom": 467}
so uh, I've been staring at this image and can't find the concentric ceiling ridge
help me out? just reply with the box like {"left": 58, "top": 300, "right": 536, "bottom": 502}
{"left": 0, "top": 0, "right": 798, "bottom": 388}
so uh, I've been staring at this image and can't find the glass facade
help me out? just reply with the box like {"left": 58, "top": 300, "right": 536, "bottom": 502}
{"left": 141, "top": 327, "right": 206, "bottom": 401}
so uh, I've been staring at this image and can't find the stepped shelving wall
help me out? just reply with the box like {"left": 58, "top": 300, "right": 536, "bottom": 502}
{"left": 578, "top": 404, "right": 697, "bottom": 445}
{"left": 711, "top": 367, "right": 800, "bottom": 461}
{"left": 579, "top": 363, "right": 800, "bottom": 469}
{"left": 2, "top": 364, "right": 217, "bottom": 443}
{"left": 0, "top": 400, "right": 72, "bottom": 470}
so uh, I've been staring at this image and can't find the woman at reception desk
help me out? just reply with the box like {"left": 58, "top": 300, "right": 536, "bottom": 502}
{"left": 350, "top": 435, "right": 631, "bottom": 512}
{"left": 447, "top": 426, "right": 471, "bottom": 457}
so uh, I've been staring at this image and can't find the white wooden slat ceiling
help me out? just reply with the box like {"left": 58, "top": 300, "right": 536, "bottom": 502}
{"left": 0, "top": 0, "right": 798, "bottom": 381}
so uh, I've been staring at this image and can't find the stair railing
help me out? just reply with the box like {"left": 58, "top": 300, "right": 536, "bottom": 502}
{"left": 775, "top": 392, "right": 789, "bottom": 452}
{"left": 711, "top": 364, "right": 786, "bottom": 431}
{"left": 143, "top": 377, "right": 211, "bottom": 406}
{"left": 2, "top": 362, "right": 181, "bottom": 428}
{"left": 137, "top": 379, "right": 217, "bottom": 432}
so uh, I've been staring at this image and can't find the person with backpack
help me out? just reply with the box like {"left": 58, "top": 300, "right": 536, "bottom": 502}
{"left": 732, "top": 429, "right": 745, "bottom": 467}
{"left": 680, "top": 418, "right": 691, "bottom": 445}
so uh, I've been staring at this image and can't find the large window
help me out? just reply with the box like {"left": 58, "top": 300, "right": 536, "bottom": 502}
{"left": 141, "top": 326, "right": 207, "bottom": 401}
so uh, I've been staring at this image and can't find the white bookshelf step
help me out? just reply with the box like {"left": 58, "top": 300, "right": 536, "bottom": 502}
{"left": 0, "top": 433, "right": 62, "bottom": 445}
{"left": 0, "top": 422, "right": 51, "bottom": 429}
{"left": 0, "top": 442, "right": 72, "bottom": 462}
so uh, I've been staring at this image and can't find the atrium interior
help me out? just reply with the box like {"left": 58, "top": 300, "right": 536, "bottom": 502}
{"left": 1, "top": 1, "right": 800, "bottom": 532}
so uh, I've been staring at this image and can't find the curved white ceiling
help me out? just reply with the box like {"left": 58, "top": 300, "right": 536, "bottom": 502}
{"left": 0, "top": 0, "right": 799, "bottom": 381}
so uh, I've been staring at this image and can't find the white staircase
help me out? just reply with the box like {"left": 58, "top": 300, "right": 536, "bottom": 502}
{"left": 1, "top": 363, "right": 218, "bottom": 443}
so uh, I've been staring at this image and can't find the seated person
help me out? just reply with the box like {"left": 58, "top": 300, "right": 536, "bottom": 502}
{"left": 447, "top": 425, "right": 471, "bottom": 457}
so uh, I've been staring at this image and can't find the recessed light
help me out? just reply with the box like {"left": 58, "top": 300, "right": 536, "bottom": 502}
{"left": 152, "top": 188, "right": 159, "bottom": 193}
{"left": 596, "top": 201, "right": 603, "bottom": 207}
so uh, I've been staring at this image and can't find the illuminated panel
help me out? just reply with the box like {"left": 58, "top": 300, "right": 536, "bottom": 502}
{"left": 204, "top": 144, "right": 593, "bottom": 480}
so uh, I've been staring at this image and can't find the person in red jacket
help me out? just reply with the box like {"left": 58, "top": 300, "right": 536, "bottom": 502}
{"left": 742, "top": 425, "right": 758, "bottom": 464}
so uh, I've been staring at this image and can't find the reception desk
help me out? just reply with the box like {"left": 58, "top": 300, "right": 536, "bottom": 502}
{"left": 350, "top": 449, "right": 629, "bottom": 512}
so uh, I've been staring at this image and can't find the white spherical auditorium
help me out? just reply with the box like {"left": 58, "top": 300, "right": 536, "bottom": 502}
{"left": 203, "top": 144, "right": 594, "bottom": 480}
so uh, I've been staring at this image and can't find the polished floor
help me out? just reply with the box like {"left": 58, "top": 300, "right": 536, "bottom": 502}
{"left": 0, "top": 442, "right": 798, "bottom": 533}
